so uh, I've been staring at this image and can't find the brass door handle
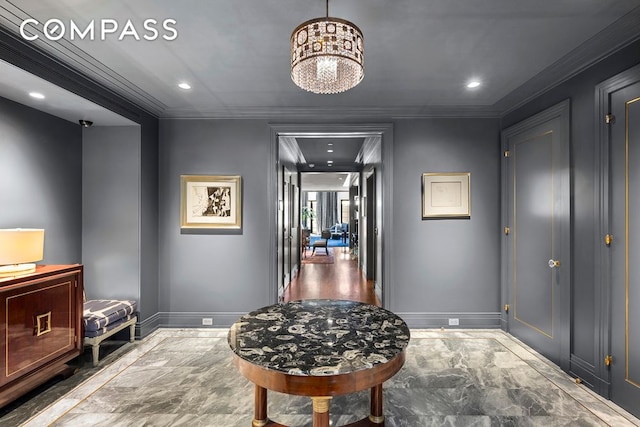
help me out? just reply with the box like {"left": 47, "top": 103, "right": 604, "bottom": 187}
{"left": 548, "top": 259, "right": 560, "bottom": 268}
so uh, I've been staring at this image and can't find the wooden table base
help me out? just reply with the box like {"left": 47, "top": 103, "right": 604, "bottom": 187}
{"left": 253, "top": 384, "right": 385, "bottom": 427}
{"left": 253, "top": 384, "right": 268, "bottom": 427}
{"left": 312, "top": 396, "right": 331, "bottom": 426}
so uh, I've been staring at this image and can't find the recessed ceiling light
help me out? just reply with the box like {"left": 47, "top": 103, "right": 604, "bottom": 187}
{"left": 327, "top": 149, "right": 334, "bottom": 153}
{"left": 328, "top": 143, "right": 333, "bottom": 146}
{"left": 29, "top": 92, "right": 45, "bottom": 99}
{"left": 178, "top": 82, "right": 192, "bottom": 90}
{"left": 327, "top": 160, "right": 333, "bottom": 164}
{"left": 466, "top": 80, "right": 481, "bottom": 89}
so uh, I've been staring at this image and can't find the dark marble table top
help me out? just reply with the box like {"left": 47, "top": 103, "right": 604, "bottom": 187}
{"left": 228, "top": 299, "right": 410, "bottom": 376}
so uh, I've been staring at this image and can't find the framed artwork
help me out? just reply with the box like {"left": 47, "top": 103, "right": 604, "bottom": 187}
{"left": 181, "top": 175, "right": 242, "bottom": 229}
{"left": 422, "top": 172, "right": 470, "bottom": 219}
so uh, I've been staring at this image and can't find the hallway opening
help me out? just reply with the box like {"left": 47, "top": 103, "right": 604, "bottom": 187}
{"left": 271, "top": 123, "right": 391, "bottom": 308}
{"left": 287, "top": 171, "right": 369, "bottom": 304}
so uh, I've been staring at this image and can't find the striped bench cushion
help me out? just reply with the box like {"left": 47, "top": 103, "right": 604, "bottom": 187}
{"left": 84, "top": 314, "right": 136, "bottom": 338}
{"left": 84, "top": 299, "right": 137, "bottom": 334}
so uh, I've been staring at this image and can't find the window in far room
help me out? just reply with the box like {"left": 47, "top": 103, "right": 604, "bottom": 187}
{"left": 309, "top": 200, "right": 318, "bottom": 234}
{"left": 341, "top": 200, "right": 349, "bottom": 224}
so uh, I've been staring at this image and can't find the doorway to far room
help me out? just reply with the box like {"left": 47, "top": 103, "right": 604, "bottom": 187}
{"left": 273, "top": 126, "right": 387, "bottom": 307}
{"left": 286, "top": 172, "right": 378, "bottom": 305}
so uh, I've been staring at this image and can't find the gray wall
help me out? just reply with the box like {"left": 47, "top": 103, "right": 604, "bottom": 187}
{"left": 158, "top": 119, "right": 272, "bottom": 326}
{"left": 502, "top": 39, "right": 640, "bottom": 387}
{"left": 0, "top": 96, "right": 82, "bottom": 264}
{"left": 140, "top": 118, "right": 160, "bottom": 323}
{"left": 391, "top": 118, "right": 502, "bottom": 326}
{"left": 156, "top": 117, "right": 501, "bottom": 328}
{"left": 82, "top": 126, "right": 141, "bottom": 302}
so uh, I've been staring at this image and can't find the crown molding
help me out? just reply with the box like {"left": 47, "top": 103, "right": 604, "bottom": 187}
{"left": 279, "top": 136, "right": 307, "bottom": 165}
{"left": 495, "top": 7, "right": 640, "bottom": 116}
{"left": 358, "top": 135, "right": 381, "bottom": 165}
{"left": 0, "top": 1, "right": 166, "bottom": 117}
{"left": 160, "top": 105, "right": 503, "bottom": 120}
{"left": 0, "top": 26, "right": 156, "bottom": 123}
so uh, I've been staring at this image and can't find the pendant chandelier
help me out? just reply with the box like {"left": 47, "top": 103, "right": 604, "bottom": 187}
{"left": 290, "top": 0, "right": 364, "bottom": 94}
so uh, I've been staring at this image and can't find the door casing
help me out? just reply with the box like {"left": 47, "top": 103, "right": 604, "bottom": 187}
{"left": 268, "top": 124, "right": 394, "bottom": 307}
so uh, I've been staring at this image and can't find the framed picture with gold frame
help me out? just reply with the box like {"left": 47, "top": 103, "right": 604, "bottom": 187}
{"left": 181, "top": 175, "right": 242, "bottom": 229}
{"left": 421, "top": 172, "right": 470, "bottom": 219}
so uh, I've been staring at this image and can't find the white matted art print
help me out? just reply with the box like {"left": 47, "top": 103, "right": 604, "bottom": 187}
{"left": 181, "top": 175, "right": 242, "bottom": 229}
{"left": 422, "top": 172, "right": 470, "bottom": 219}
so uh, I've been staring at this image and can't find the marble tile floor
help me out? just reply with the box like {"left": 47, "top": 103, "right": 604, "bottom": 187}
{"left": 3, "top": 329, "right": 640, "bottom": 427}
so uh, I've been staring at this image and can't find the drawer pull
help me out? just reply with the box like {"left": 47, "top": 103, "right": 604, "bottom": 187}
{"left": 35, "top": 312, "right": 52, "bottom": 337}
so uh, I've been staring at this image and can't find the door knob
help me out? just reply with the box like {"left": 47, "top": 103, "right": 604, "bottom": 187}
{"left": 548, "top": 259, "right": 560, "bottom": 268}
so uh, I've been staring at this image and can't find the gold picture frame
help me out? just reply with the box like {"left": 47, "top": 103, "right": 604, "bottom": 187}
{"left": 422, "top": 172, "right": 470, "bottom": 219}
{"left": 181, "top": 175, "right": 242, "bottom": 229}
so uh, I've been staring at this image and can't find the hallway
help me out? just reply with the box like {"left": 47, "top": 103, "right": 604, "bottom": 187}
{"left": 283, "top": 247, "right": 380, "bottom": 306}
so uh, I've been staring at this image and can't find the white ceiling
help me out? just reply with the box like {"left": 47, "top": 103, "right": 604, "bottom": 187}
{"left": 0, "top": 0, "right": 639, "bottom": 124}
{"left": 301, "top": 172, "right": 354, "bottom": 192}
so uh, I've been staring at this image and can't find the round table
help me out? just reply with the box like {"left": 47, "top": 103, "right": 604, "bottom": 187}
{"left": 228, "top": 299, "right": 410, "bottom": 427}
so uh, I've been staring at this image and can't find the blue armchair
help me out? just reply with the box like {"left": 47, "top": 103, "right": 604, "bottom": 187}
{"left": 330, "top": 223, "right": 348, "bottom": 240}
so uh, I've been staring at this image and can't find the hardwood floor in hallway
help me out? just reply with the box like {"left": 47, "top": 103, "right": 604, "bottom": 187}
{"left": 283, "top": 246, "right": 381, "bottom": 306}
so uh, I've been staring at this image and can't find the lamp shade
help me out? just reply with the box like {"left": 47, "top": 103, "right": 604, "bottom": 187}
{"left": 0, "top": 229, "right": 44, "bottom": 276}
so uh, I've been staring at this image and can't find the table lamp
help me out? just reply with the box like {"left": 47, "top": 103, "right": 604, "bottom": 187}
{"left": 0, "top": 229, "right": 45, "bottom": 277}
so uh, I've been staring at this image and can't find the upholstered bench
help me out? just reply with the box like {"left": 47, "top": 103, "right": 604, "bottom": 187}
{"left": 83, "top": 299, "right": 137, "bottom": 367}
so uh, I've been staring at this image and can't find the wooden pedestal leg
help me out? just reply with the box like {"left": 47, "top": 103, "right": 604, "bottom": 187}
{"left": 253, "top": 385, "right": 268, "bottom": 427}
{"left": 312, "top": 396, "right": 331, "bottom": 427}
{"left": 369, "top": 384, "right": 384, "bottom": 424}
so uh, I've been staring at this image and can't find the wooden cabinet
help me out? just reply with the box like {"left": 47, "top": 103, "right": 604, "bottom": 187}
{"left": 0, "top": 265, "right": 83, "bottom": 407}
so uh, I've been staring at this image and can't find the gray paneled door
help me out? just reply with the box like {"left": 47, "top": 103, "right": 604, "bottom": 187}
{"left": 609, "top": 80, "right": 640, "bottom": 417}
{"left": 502, "top": 100, "right": 570, "bottom": 369}
{"left": 366, "top": 170, "right": 377, "bottom": 281}
{"left": 282, "top": 167, "right": 292, "bottom": 288}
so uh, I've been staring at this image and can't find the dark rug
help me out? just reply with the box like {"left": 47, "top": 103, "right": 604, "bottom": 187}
{"left": 302, "top": 247, "right": 334, "bottom": 264}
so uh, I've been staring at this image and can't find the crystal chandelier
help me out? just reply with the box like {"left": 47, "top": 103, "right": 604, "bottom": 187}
{"left": 290, "top": 0, "right": 364, "bottom": 94}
